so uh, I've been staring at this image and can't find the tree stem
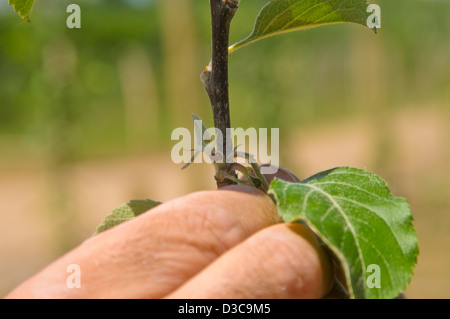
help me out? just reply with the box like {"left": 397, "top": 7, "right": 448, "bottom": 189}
{"left": 202, "top": 0, "right": 239, "bottom": 188}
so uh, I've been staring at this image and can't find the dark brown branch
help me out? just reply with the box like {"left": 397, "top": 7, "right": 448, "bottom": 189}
{"left": 202, "top": 0, "right": 239, "bottom": 188}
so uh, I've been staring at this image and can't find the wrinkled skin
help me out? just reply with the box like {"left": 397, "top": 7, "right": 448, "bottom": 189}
{"left": 6, "top": 168, "right": 334, "bottom": 299}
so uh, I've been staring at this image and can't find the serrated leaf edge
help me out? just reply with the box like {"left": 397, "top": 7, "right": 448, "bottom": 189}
{"left": 229, "top": 0, "right": 371, "bottom": 53}
{"left": 268, "top": 180, "right": 358, "bottom": 298}
{"left": 8, "top": 0, "right": 35, "bottom": 22}
{"left": 268, "top": 168, "right": 419, "bottom": 299}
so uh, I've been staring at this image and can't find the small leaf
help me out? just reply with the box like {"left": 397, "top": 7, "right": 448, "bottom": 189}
{"left": 9, "top": 0, "right": 35, "bottom": 22}
{"left": 268, "top": 167, "right": 418, "bottom": 299}
{"left": 182, "top": 114, "right": 214, "bottom": 170}
{"left": 94, "top": 199, "right": 161, "bottom": 235}
{"left": 182, "top": 149, "right": 201, "bottom": 170}
{"left": 229, "top": 0, "right": 371, "bottom": 52}
{"left": 192, "top": 113, "right": 210, "bottom": 140}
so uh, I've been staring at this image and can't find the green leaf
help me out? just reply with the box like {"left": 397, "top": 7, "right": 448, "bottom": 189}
{"left": 192, "top": 113, "right": 210, "bottom": 139}
{"left": 182, "top": 113, "right": 213, "bottom": 170}
{"left": 268, "top": 167, "right": 418, "bottom": 299}
{"left": 94, "top": 199, "right": 162, "bottom": 235}
{"left": 9, "top": 0, "right": 35, "bottom": 22}
{"left": 229, "top": 0, "right": 371, "bottom": 52}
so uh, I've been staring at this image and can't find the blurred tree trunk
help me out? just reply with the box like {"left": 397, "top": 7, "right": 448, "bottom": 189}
{"left": 159, "top": 0, "right": 202, "bottom": 128}
{"left": 118, "top": 45, "right": 160, "bottom": 148}
{"left": 42, "top": 36, "right": 81, "bottom": 254}
{"left": 349, "top": 29, "right": 394, "bottom": 174}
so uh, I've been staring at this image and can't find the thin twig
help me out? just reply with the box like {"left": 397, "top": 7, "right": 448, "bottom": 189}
{"left": 201, "top": 0, "right": 240, "bottom": 188}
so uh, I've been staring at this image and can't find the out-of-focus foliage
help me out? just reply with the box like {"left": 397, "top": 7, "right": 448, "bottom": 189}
{"left": 0, "top": 0, "right": 449, "bottom": 161}
{"left": 1, "top": 0, "right": 164, "bottom": 160}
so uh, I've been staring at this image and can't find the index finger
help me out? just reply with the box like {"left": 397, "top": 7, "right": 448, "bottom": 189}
{"left": 6, "top": 185, "right": 280, "bottom": 299}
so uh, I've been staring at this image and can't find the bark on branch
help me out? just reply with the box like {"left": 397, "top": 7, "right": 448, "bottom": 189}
{"left": 201, "top": 0, "right": 239, "bottom": 188}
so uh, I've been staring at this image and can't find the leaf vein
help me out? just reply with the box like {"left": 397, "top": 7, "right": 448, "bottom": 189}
{"left": 311, "top": 181, "right": 386, "bottom": 200}
{"left": 304, "top": 183, "right": 366, "bottom": 279}
{"left": 359, "top": 237, "right": 395, "bottom": 292}
{"left": 333, "top": 196, "right": 406, "bottom": 257}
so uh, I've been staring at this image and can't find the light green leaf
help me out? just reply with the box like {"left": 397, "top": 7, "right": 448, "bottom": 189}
{"left": 9, "top": 0, "right": 35, "bottom": 22}
{"left": 192, "top": 113, "right": 209, "bottom": 139}
{"left": 268, "top": 167, "right": 418, "bottom": 299}
{"left": 230, "top": 0, "right": 371, "bottom": 52}
{"left": 182, "top": 113, "right": 212, "bottom": 170}
{"left": 94, "top": 199, "right": 162, "bottom": 235}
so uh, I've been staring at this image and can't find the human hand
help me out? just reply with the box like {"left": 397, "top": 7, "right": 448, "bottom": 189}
{"left": 6, "top": 185, "right": 333, "bottom": 299}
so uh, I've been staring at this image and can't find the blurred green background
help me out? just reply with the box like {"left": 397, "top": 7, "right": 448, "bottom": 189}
{"left": 0, "top": 0, "right": 449, "bottom": 298}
